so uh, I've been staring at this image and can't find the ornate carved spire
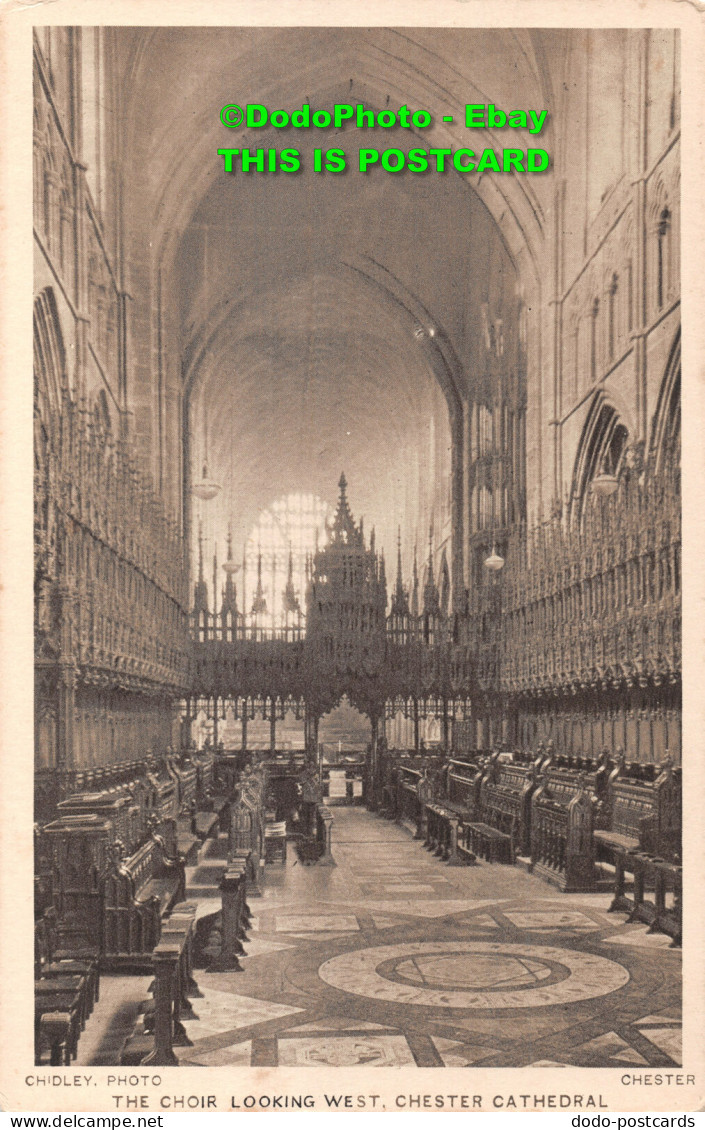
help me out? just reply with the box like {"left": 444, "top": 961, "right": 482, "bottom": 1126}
{"left": 221, "top": 522, "right": 238, "bottom": 617}
{"left": 212, "top": 544, "right": 218, "bottom": 613}
{"left": 423, "top": 525, "right": 440, "bottom": 617}
{"left": 411, "top": 542, "right": 419, "bottom": 618}
{"left": 193, "top": 520, "right": 209, "bottom": 614}
{"left": 391, "top": 526, "right": 410, "bottom": 617}
{"left": 330, "top": 471, "right": 361, "bottom": 546}
{"left": 282, "top": 543, "right": 300, "bottom": 615}
{"left": 250, "top": 546, "right": 268, "bottom": 616}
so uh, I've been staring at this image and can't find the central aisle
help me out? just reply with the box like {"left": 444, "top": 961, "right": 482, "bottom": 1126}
{"left": 174, "top": 807, "right": 681, "bottom": 1069}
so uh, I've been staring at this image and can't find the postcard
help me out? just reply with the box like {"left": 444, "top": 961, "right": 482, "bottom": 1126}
{"left": 1, "top": 0, "right": 703, "bottom": 1115}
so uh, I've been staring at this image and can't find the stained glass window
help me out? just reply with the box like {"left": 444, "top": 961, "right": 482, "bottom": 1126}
{"left": 243, "top": 493, "right": 329, "bottom": 626}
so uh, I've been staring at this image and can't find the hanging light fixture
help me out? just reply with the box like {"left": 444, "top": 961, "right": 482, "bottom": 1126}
{"left": 192, "top": 395, "right": 221, "bottom": 500}
{"left": 192, "top": 466, "right": 221, "bottom": 500}
{"left": 484, "top": 545, "right": 505, "bottom": 572}
{"left": 591, "top": 470, "right": 619, "bottom": 497}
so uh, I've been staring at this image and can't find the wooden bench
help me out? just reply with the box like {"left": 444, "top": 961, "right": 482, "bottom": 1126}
{"left": 480, "top": 757, "right": 538, "bottom": 857}
{"left": 395, "top": 766, "right": 422, "bottom": 827}
{"left": 610, "top": 849, "right": 681, "bottom": 944}
{"left": 35, "top": 1009, "right": 80, "bottom": 1067}
{"left": 120, "top": 902, "right": 199, "bottom": 1066}
{"left": 35, "top": 907, "right": 101, "bottom": 1007}
{"left": 102, "top": 834, "right": 186, "bottom": 970}
{"left": 594, "top": 761, "right": 681, "bottom": 864}
{"left": 422, "top": 804, "right": 471, "bottom": 866}
{"left": 446, "top": 759, "right": 484, "bottom": 822}
{"left": 461, "top": 822, "right": 513, "bottom": 864}
{"left": 35, "top": 960, "right": 97, "bottom": 1065}
{"left": 594, "top": 779, "right": 655, "bottom": 860}
{"left": 604, "top": 765, "right": 681, "bottom": 944}
{"left": 193, "top": 810, "right": 220, "bottom": 842}
{"left": 531, "top": 770, "right": 595, "bottom": 891}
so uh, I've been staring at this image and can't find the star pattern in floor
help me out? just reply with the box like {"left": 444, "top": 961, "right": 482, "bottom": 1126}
{"left": 169, "top": 807, "right": 681, "bottom": 1069}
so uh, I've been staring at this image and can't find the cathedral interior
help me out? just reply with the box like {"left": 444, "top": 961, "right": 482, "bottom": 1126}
{"left": 33, "top": 27, "right": 682, "bottom": 1071}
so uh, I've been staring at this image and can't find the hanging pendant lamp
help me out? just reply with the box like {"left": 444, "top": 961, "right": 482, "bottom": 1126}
{"left": 591, "top": 471, "right": 619, "bottom": 497}
{"left": 192, "top": 398, "right": 221, "bottom": 500}
{"left": 192, "top": 463, "right": 221, "bottom": 500}
{"left": 484, "top": 545, "right": 505, "bottom": 572}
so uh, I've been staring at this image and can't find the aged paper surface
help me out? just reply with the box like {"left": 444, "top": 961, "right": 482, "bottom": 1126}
{"left": 1, "top": 0, "right": 704, "bottom": 1115}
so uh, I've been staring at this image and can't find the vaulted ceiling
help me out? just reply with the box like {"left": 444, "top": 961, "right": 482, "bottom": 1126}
{"left": 114, "top": 27, "right": 555, "bottom": 580}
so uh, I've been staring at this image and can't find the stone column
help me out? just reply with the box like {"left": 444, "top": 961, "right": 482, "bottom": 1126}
{"left": 143, "top": 947, "right": 179, "bottom": 1066}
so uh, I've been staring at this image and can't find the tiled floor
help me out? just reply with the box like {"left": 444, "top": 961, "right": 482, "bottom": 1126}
{"left": 78, "top": 807, "right": 682, "bottom": 1068}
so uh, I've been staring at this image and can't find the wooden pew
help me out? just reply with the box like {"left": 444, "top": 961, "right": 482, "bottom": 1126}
{"left": 229, "top": 769, "right": 267, "bottom": 893}
{"left": 395, "top": 765, "right": 423, "bottom": 828}
{"left": 120, "top": 902, "right": 200, "bottom": 1066}
{"left": 35, "top": 907, "right": 100, "bottom": 1004}
{"left": 34, "top": 909, "right": 99, "bottom": 1065}
{"left": 207, "top": 867, "right": 249, "bottom": 972}
{"left": 37, "top": 749, "right": 235, "bottom": 969}
{"left": 424, "top": 803, "right": 452, "bottom": 857}
{"left": 603, "top": 761, "right": 681, "bottom": 944}
{"left": 611, "top": 850, "right": 682, "bottom": 945}
{"left": 446, "top": 758, "right": 485, "bottom": 821}
{"left": 415, "top": 755, "right": 486, "bottom": 865}
{"left": 460, "top": 821, "right": 513, "bottom": 864}
{"left": 595, "top": 758, "right": 680, "bottom": 863}
{"left": 530, "top": 767, "right": 596, "bottom": 891}
{"left": 42, "top": 800, "right": 186, "bottom": 969}
{"left": 479, "top": 754, "right": 539, "bottom": 857}
{"left": 102, "top": 832, "right": 186, "bottom": 970}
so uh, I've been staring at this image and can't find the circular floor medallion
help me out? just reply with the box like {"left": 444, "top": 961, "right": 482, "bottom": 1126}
{"left": 318, "top": 941, "right": 629, "bottom": 1010}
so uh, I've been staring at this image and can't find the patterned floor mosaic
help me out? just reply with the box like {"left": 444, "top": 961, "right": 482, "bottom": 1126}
{"left": 87, "top": 807, "right": 683, "bottom": 1070}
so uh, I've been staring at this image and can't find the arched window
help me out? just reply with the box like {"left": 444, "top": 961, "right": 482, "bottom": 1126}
{"left": 571, "top": 396, "right": 629, "bottom": 518}
{"left": 244, "top": 493, "right": 329, "bottom": 627}
{"left": 34, "top": 287, "right": 66, "bottom": 416}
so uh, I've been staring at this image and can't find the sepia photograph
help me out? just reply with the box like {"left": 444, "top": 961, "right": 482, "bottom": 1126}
{"left": 2, "top": 1, "right": 702, "bottom": 1114}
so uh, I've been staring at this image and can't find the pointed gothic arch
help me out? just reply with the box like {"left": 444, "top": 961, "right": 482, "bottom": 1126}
{"left": 33, "top": 287, "right": 66, "bottom": 421}
{"left": 571, "top": 393, "right": 630, "bottom": 517}
{"left": 649, "top": 329, "right": 681, "bottom": 477}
